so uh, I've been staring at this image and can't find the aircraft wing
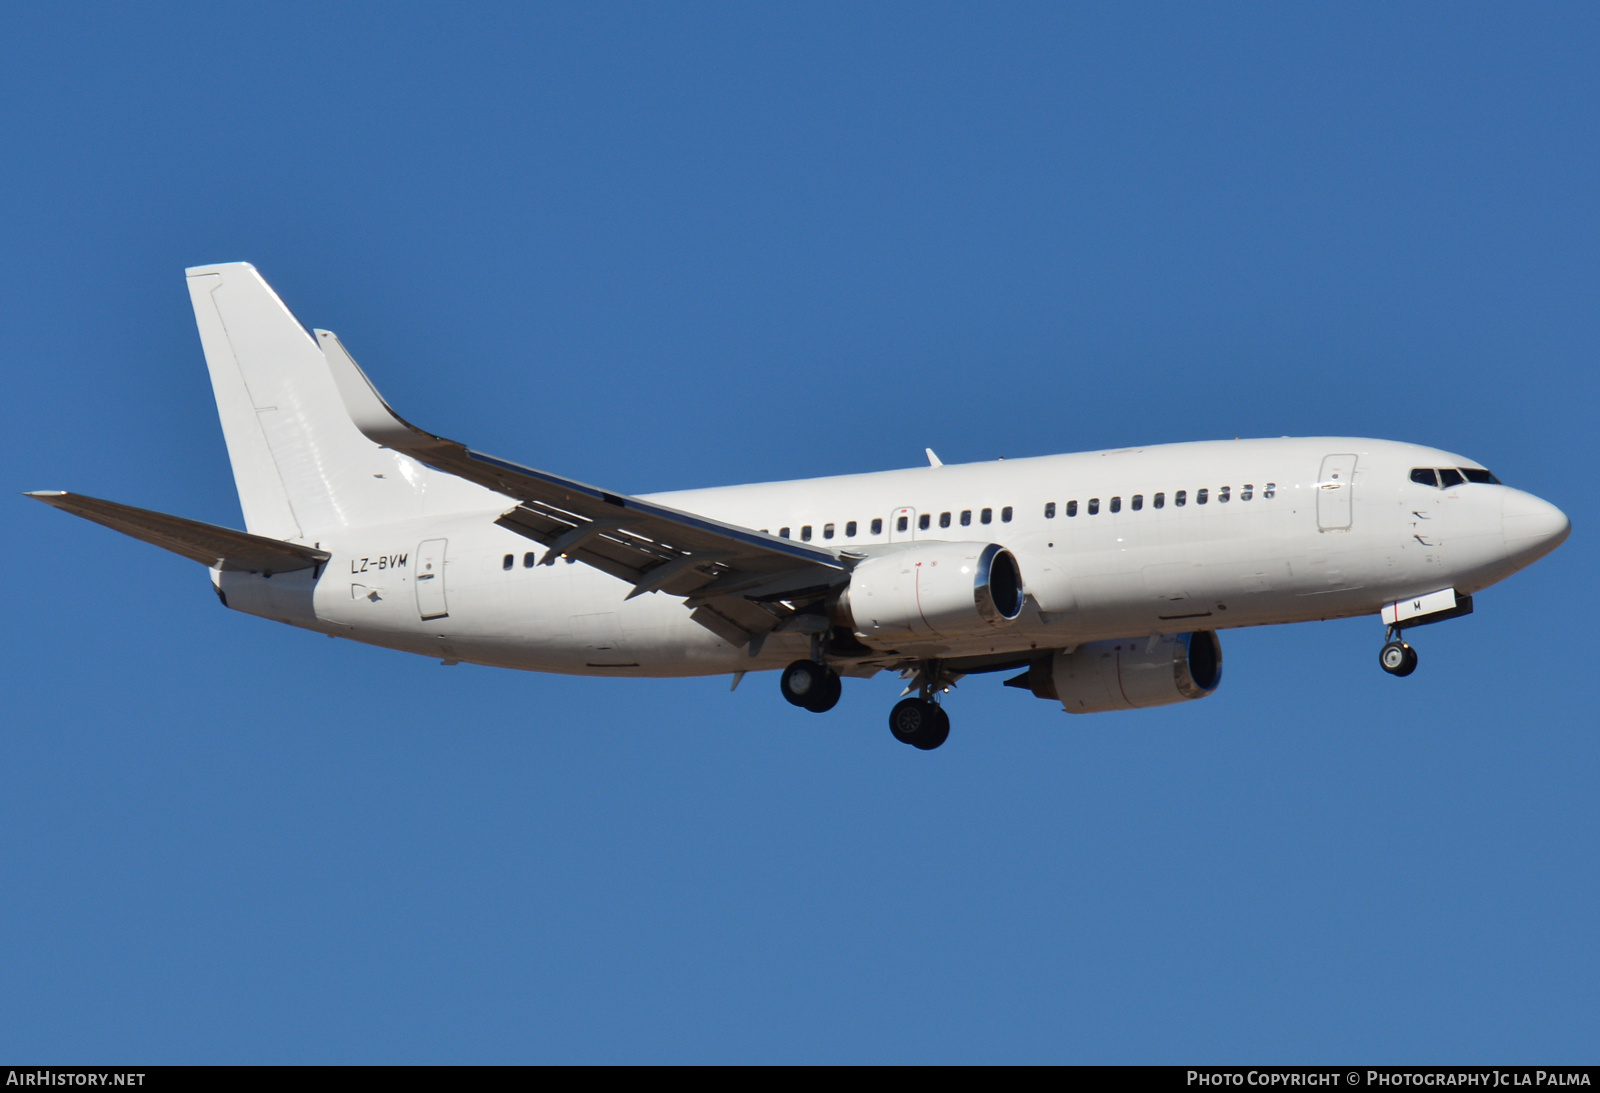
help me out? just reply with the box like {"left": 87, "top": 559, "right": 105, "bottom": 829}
{"left": 26, "top": 491, "right": 330, "bottom": 574}
{"left": 318, "top": 331, "right": 846, "bottom": 646}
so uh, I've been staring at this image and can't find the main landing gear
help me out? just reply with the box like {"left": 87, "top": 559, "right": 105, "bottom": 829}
{"left": 1379, "top": 627, "right": 1418, "bottom": 677}
{"left": 781, "top": 659, "right": 842, "bottom": 712}
{"left": 888, "top": 697, "right": 950, "bottom": 751}
{"left": 778, "top": 656, "right": 957, "bottom": 751}
{"left": 886, "top": 661, "right": 956, "bottom": 750}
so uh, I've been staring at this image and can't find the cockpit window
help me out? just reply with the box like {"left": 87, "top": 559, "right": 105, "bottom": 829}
{"left": 1413, "top": 466, "right": 1502, "bottom": 487}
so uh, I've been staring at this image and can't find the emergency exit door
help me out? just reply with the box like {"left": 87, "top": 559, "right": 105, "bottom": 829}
{"left": 888, "top": 507, "right": 917, "bottom": 542}
{"left": 415, "top": 538, "right": 450, "bottom": 620}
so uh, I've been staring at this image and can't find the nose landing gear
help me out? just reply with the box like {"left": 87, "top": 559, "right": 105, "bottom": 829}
{"left": 1379, "top": 627, "right": 1418, "bottom": 677}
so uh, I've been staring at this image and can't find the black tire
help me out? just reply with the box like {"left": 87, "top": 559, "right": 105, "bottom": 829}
{"left": 889, "top": 698, "right": 948, "bottom": 749}
{"left": 1380, "top": 641, "right": 1417, "bottom": 677}
{"left": 915, "top": 704, "right": 950, "bottom": 751}
{"left": 781, "top": 660, "right": 826, "bottom": 707}
{"left": 804, "top": 669, "right": 842, "bottom": 713}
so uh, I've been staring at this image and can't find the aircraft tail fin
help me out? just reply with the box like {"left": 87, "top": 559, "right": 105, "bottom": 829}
{"left": 185, "top": 263, "right": 495, "bottom": 536}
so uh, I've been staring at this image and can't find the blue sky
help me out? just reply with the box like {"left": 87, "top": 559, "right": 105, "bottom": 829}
{"left": 3, "top": 3, "right": 1596, "bottom": 1062}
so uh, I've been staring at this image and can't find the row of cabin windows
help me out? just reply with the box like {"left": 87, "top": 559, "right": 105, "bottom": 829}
{"left": 772, "top": 520, "right": 861, "bottom": 541}
{"left": 754, "top": 481, "right": 1276, "bottom": 543}
{"left": 502, "top": 479, "right": 1294, "bottom": 565}
{"left": 1044, "top": 482, "right": 1275, "bottom": 518}
{"left": 757, "top": 481, "right": 1282, "bottom": 543}
{"left": 506, "top": 480, "right": 1284, "bottom": 567}
{"left": 767, "top": 506, "right": 1016, "bottom": 542}
{"left": 917, "top": 506, "right": 1011, "bottom": 531}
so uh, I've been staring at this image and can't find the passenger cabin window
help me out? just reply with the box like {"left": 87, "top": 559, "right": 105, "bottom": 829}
{"left": 846, "top": 520, "right": 858, "bottom": 537}
{"left": 1197, "top": 488, "right": 1208, "bottom": 505}
{"left": 1132, "top": 494, "right": 1143, "bottom": 511}
{"left": 779, "top": 527, "right": 791, "bottom": 538}
{"left": 960, "top": 510, "right": 972, "bottom": 526}
{"left": 1001, "top": 506, "right": 1013, "bottom": 523}
{"left": 871, "top": 518, "right": 883, "bottom": 535}
{"left": 502, "top": 554, "right": 514, "bottom": 570}
{"left": 981, "top": 508, "right": 993, "bottom": 524}
{"left": 801, "top": 525, "right": 813, "bottom": 541}
{"left": 1411, "top": 468, "right": 1438, "bottom": 487}
{"left": 1153, "top": 492, "right": 1165, "bottom": 509}
{"left": 1438, "top": 468, "right": 1465, "bottom": 488}
{"left": 1044, "top": 502, "right": 1056, "bottom": 518}
{"left": 1066, "top": 500, "right": 1078, "bottom": 517}
{"left": 1264, "top": 483, "right": 1276, "bottom": 498}
{"left": 1175, "top": 490, "right": 1187, "bottom": 507}
{"left": 918, "top": 514, "right": 930, "bottom": 530}
{"left": 523, "top": 552, "right": 536, "bottom": 568}
{"left": 823, "top": 523, "right": 835, "bottom": 540}
{"left": 939, "top": 511, "right": 951, "bottom": 528}
{"left": 1110, "top": 496, "right": 1121, "bottom": 513}
{"left": 1242, "top": 484, "right": 1254, "bottom": 500}
{"left": 1088, "top": 498, "right": 1100, "bottom": 515}
{"left": 1462, "top": 468, "right": 1501, "bottom": 484}
{"left": 896, "top": 516, "right": 908, "bottom": 532}
{"left": 1219, "top": 486, "right": 1230, "bottom": 503}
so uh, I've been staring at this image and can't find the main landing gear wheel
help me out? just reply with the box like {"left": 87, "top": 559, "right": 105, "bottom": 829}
{"left": 781, "top": 660, "right": 842, "bottom": 713}
{"left": 889, "top": 698, "right": 950, "bottom": 750}
{"left": 1379, "top": 640, "right": 1418, "bottom": 677}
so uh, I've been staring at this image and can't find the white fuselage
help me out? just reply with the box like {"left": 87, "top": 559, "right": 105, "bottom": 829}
{"left": 215, "top": 436, "right": 1566, "bottom": 677}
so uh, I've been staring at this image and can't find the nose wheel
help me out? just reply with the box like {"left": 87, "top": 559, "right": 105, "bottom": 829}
{"left": 781, "top": 659, "right": 842, "bottom": 712}
{"left": 1379, "top": 634, "right": 1418, "bottom": 677}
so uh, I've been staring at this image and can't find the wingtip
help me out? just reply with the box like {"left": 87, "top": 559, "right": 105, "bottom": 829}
{"left": 25, "top": 490, "right": 67, "bottom": 499}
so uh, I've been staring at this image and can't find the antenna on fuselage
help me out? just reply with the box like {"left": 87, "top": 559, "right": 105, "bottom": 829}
{"left": 925, "top": 448, "right": 943, "bottom": 468}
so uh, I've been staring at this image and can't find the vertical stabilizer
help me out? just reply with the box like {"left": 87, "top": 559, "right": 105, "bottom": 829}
{"left": 187, "top": 265, "right": 305, "bottom": 538}
{"left": 185, "top": 263, "right": 499, "bottom": 536}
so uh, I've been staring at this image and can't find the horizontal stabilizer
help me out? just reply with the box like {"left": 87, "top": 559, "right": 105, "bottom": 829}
{"left": 26, "top": 491, "right": 330, "bottom": 574}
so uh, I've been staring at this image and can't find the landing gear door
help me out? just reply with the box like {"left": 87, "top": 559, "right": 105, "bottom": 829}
{"left": 415, "top": 538, "right": 449, "bottom": 620}
{"left": 1317, "top": 454, "right": 1357, "bottom": 532}
{"left": 888, "top": 507, "right": 917, "bottom": 542}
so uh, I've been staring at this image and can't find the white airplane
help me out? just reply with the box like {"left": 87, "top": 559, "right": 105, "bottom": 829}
{"left": 30, "top": 264, "right": 1570, "bottom": 750}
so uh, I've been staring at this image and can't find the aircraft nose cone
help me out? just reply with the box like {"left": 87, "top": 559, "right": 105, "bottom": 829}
{"left": 1502, "top": 489, "right": 1571, "bottom": 568}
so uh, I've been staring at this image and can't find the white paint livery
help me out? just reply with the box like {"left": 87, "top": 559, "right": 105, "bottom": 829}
{"left": 29, "top": 263, "right": 1572, "bottom": 750}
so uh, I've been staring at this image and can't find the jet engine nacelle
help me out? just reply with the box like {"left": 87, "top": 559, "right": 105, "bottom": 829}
{"left": 834, "top": 542, "right": 1024, "bottom": 642}
{"left": 1012, "top": 631, "right": 1223, "bottom": 714}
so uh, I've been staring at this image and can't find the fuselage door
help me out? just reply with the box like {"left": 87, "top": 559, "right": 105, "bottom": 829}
{"left": 415, "top": 538, "right": 449, "bottom": 620}
{"left": 1317, "top": 455, "right": 1358, "bottom": 531}
{"left": 888, "top": 507, "right": 917, "bottom": 542}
